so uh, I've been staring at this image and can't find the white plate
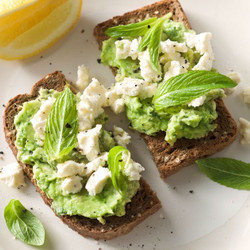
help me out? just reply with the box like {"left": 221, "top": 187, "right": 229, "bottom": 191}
{"left": 0, "top": 0, "right": 250, "bottom": 249}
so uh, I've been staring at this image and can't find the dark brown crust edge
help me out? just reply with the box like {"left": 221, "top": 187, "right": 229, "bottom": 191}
{"left": 3, "top": 71, "right": 161, "bottom": 240}
{"left": 93, "top": 0, "right": 238, "bottom": 179}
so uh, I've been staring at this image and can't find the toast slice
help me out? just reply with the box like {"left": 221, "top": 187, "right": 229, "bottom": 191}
{"left": 3, "top": 71, "right": 161, "bottom": 240}
{"left": 94, "top": 0, "right": 238, "bottom": 179}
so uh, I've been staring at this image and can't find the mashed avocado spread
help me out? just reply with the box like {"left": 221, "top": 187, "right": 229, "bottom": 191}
{"left": 101, "top": 17, "right": 225, "bottom": 145}
{"left": 15, "top": 89, "right": 140, "bottom": 223}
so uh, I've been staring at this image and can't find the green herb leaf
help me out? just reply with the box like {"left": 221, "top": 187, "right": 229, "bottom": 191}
{"left": 137, "top": 23, "right": 155, "bottom": 52}
{"left": 148, "top": 17, "right": 166, "bottom": 72}
{"left": 108, "top": 146, "right": 130, "bottom": 193}
{"left": 196, "top": 158, "right": 250, "bottom": 190}
{"left": 4, "top": 199, "right": 45, "bottom": 246}
{"left": 105, "top": 17, "right": 157, "bottom": 37}
{"left": 138, "top": 13, "right": 171, "bottom": 72}
{"left": 45, "top": 85, "right": 78, "bottom": 160}
{"left": 153, "top": 70, "right": 237, "bottom": 111}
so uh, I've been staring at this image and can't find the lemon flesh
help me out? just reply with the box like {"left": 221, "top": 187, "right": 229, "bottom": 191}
{"left": 0, "top": 0, "right": 82, "bottom": 60}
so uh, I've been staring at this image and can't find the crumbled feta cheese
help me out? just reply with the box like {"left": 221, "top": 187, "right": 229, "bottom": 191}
{"left": 239, "top": 118, "right": 250, "bottom": 144}
{"left": 105, "top": 88, "right": 125, "bottom": 113}
{"left": 121, "top": 153, "right": 144, "bottom": 181}
{"left": 160, "top": 39, "right": 187, "bottom": 53}
{"left": 227, "top": 72, "right": 241, "bottom": 84}
{"left": 74, "top": 65, "right": 90, "bottom": 92}
{"left": 138, "top": 50, "right": 162, "bottom": 82}
{"left": 61, "top": 176, "right": 82, "bottom": 195}
{"left": 85, "top": 152, "right": 108, "bottom": 176}
{"left": 115, "top": 38, "right": 140, "bottom": 60}
{"left": 77, "top": 124, "right": 102, "bottom": 161}
{"left": 243, "top": 88, "right": 250, "bottom": 104}
{"left": 105, "top": 88, "right": 119, "bottom": 106}
{"left": 192, "top": 52, "right": 213, "bottom": 71}
{"left": 57, "top": 160, "right": 86, "bottom": 178}
{"left": 188, "top": 95, "right": 206, "bottom": 107}
{"left": 30, "top": 97, "right": 55, "bottom": 143}
{"left": 114, "top": 77, "right": 157, "bottom": 99}
{"left": 77, "top": 78, "right": 106, "bottom": 131}
{"left": 184, "top": 32, "right": 214, "bottom": 71}
{"left": 113, "top": 126, "right": 131, "bottom": 147}
{"left": 0, "top": 162, "right": 25, "bottom": 188}
{"left": 184, "top": 32, "right": 212, "bottom": 54}
{"left": 112, "top": 98, "right": 125, "bottom": 114}
{"left": 164, "top": 60, "right": 187, "bottom": 80}
{"left": 85, "top": 167, "right": 111, "bottom": 196}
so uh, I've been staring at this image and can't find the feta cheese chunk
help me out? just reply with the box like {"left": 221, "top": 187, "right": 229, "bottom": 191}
{"left": 115, "top": 38, "right": 140, "bottom": 60}
{"left": 77, "top": 78, "right": 106, "bottom": 131}
{"left": 164, "top": 60, "right": 187, "bottom": 80}
{"left": 113, "top": 126, "right": 131, "bottom": 147}
{"left": 239, "top": 118, "right": 250, "bottom": 144}
{"left": 61, "top": 176, "right": 82, "bottom": 195}
{"left": 30, "top": 97, "right": 55, "bottom": 143}
{"left": 188, "top": 95, "right": 206, "bottom": 107}
{"left": 160, "top": 39, "right": 187, "bottom": 53}
{"left": 57, "top": 160, "right": 86, "bottom": 178}
{"left": 184, "top": 32, "right": 214, "bottom": 71}
{"left": 74, "top": 65, "right": 90, "bottom": 92}
{"left": 192, "top": 52, "right": 213, "bottom": 71}
{"left": 77, "top": 124, "right": 102, "bottom": 161}
{"left": 227, "top": 71, "right": 241, "bottom": 84}
{"left": 0, "top": 162, "right": 25, "bottom": 188}
{"left": 114, "top": 77, "right": 157, "bottom": 99}
{"left": 111, "top": 98, "right": 125, "bottom": 114}
{"left": 184, "top": 32, "right": 213, "bottom": 54}
{"left": 139, "top": 50, "right": 162, "bottom": 82}
{"left": 85, "top": 152, "right": 108, "bottom": 176}
{"left": 105, "top": 88, "right": 125, "bottom": 114}
{"left": 85, "top": 167, "right": 111, "bottom": 196}
{"left": 121, "top": 152, "right": 144, "bottom": 181}
{"left": 243, "top": 88, "right": 250, "bottom": 104}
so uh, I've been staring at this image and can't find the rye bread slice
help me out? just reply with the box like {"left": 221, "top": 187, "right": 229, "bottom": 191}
{"left": 3, "top": 71, "right": 161, "bottom": 240}
{"left": 93, "top": 0, "right": 238, "bottom": 179}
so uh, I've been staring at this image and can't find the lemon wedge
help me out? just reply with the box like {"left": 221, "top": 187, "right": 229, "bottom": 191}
{"left": 0, "top": 0, "right": 82, "bottom": 60}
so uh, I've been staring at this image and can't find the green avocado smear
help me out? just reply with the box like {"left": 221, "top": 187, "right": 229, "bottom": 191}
{"left": 101, "top": 17, "right": 228, "bottom": 145}
{"left": 14, "top": 89, "right": 139, "bottom": 223}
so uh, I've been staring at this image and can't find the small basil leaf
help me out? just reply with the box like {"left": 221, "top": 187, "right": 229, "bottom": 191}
{"left": 108, "top": 146, "right": 130, "bottom": 193}
{"left": 105, "top": 17, "right": 157, "bottom": 37}
{"left": 4, "top": 199, "right": 45, "bottom": 246}
{"left": 153, "top": 70, "right": 237, "bottom": 110}
{"left": 196, "top": 158, "right": 250, "bottom": 190}
{"left": 45, "top": 85, "right": 78, "bottom": 160}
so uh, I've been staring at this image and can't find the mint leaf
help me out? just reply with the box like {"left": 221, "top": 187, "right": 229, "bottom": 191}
{"left": 137, "top": 23, "right": 155, "bottom": 52}
{"left": 138, "top": 13, "right": 172, "bottom": 72}
{"left": 153, "top": 70, "right": 237, "bottom": 111}
{"left": 148, "top": 17, "right": 166, "bottom": 72}
{"left": 108, "top": 146, "right": 130, "bottom": 193}
{"left": 105, "top": 17, "right": 157, "bottom": 37}
{"left": 45, "top": 85, "right": 78, "bottom": 160}
{"left": 196, "top": 158, "right": 250, "bottom": 190}
{"left": 4, "top": 199, "right": 45, "bottom": 246}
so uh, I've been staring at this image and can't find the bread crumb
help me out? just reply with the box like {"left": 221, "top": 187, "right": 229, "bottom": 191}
{"left": 159, "top": 214, "right": 165, "bottom": 219}
{"left": 175, "top": 158, "right": 180, "bottom": 163}
{"left": 164, "top": 156, "right": 169, "bottom": 162}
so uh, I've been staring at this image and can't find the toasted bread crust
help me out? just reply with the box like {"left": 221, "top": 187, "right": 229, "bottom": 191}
{"left": 93, "top": 0, "right": 238, "bottom": 178}
{"left": 3, "top": 71, "right": 161, "bottom": 240}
